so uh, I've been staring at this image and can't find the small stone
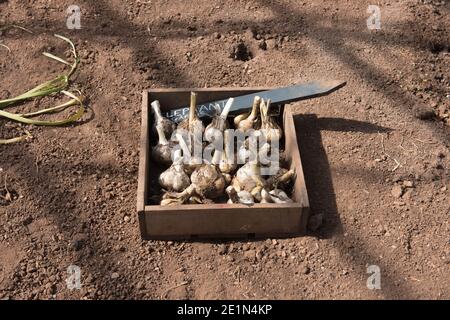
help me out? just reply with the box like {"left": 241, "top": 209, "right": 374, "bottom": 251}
{"left": 391, "top": 185, "right": 403, "bottom": 198}
{"left": 266, "top": 39, "right": 277, "bottom": 50}
{"left": 403, "top": 180, "right": 414, "bottom": 188}
{"left": 226, "top": 255, "right": 234, "bottom": 262}
{"left": 111, "top": 272, "right": 120, "bottom": 279}
{"left": 301, "top": 265, "right": 310, "bottom": 274}
{"left": 123, "top": 215, "right": 130, "bottom": 223}
{"left": 244, "top": 249, "right": 256, "bottom": 261}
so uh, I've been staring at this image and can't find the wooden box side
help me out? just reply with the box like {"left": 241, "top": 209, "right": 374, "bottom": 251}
{"left": 283, "top": 108, "right": 310, "bottom": 208}
{"left": 142, "top": 203, "right": 304, "bottom": 240}
{"left": 137, "top": 90, "right": 149, "bottom": 212}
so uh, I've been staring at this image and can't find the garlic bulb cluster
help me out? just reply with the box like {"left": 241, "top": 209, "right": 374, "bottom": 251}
{"left": 151, "top": 93, "right": 295, "bottom": 206}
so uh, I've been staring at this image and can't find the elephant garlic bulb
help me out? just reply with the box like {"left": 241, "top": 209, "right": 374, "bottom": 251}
{"left": 151, "top": 100, "right": 176, "bottom": 139}
{"left": 232, "top": 142, "right": 271, "bottom": 192}
{"left": 177, "top": 92, "right": 205, "bottom": 135}
{"left": 234, "top": 96, "right": 261, "bottom": 131}
{"left": 158, "top": 150, "right": 190, "bottom": 192}
{"left": 205, "top": 98, "right": 234, "bottom": 142}
{"left": 190, "top": 150, "right": 226, "bottom": 199}
{"left": 152, "top": 122, "right": 176, "bottom": 165}
{"left": 231, "top": 161, "right": 265, "bottom": 193}
{"left": 260, "top": 99, "right": 282, "bottom": 143}
{"left": 226, "top": 186, "right": 254, "bottom": 205}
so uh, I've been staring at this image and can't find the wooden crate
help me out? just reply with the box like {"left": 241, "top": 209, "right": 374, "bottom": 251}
{"left": 137, "top": 88, "right": 310, "bottom": 240}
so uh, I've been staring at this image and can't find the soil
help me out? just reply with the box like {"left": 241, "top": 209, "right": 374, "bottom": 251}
{"left": 0, "top": 0, "right": 449, "bottom": 300}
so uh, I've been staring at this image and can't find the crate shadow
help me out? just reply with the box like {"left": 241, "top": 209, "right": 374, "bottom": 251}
{"left": 293, "top": 114, "right": 393, "bottom": 239}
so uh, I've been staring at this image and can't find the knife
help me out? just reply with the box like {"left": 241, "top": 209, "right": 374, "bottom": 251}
{"left": 163, "top": 80, "right": 346, "bottom": 123}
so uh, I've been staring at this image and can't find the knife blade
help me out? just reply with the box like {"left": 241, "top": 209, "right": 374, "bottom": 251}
{"left": 162, "top": 80, "right": 346, "bottom": 123}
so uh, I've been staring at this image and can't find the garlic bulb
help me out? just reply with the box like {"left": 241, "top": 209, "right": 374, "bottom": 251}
{"left": 152, "top": 122, "right": 176, "bottom": 165}
{"left": 151, "top": 100, "right": 176, "bottom": 140}
{"left": 234, "top": 96, "right": 261, "bottom": 131}
{"left": 190, "top": 150, "right": 226, "bottom": 199}
{"left": 175, "top": 92, "right": 205, "bottom": 173}
{"left": 177, "top": 92, "right": 205, "bottom": 135}
{"left": 158, "top": 150, "right": 190, "bottom": 192}
{"left": 161, "top": 155, "right": 226, "bottom": 204}
{"left": 226, "top": 186, "right": 254, "bottom": 205}
{"left": 232, "top": 142, "right": 271, "bottom": 192}
{"left": 231, "top": 161, "right": 265, "bottom": 193}
{"left": 259, "top": 99, "right": 282, "bottom": 143}
{"left": 204, "top": 98, "right": 234, "bottom": 142}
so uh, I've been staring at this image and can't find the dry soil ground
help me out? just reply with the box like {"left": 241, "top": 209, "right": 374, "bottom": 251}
{"left": 0, "top": 0, "right": 449, "bottom": 299}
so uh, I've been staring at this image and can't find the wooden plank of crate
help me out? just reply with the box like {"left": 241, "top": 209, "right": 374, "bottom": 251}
{"left": 142, "top": 203, "right": 305, "bottom": 239}
{"left": 284, "top": 108, "right": 310, "bottom": 208}
{"left": 137, "top": 90, "right": 149, "bottom": 214}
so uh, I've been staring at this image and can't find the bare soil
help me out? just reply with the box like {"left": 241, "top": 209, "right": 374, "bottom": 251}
{"left": 0, "top": 0, "right": 449, "bottom": 299}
